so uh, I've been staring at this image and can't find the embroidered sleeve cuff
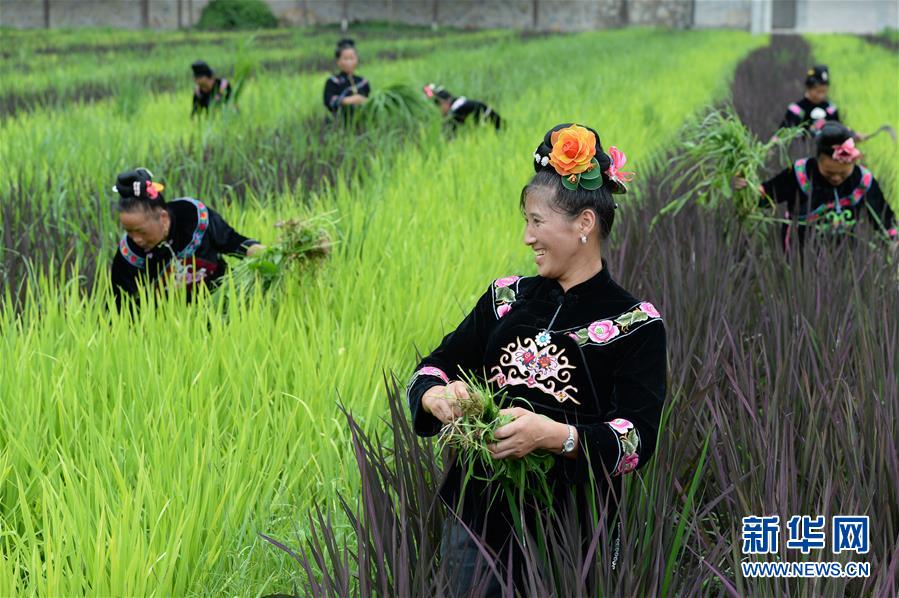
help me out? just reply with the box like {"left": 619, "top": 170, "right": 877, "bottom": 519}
{"left": 410, "top": 366, "right": 450, "bottom": 384}
{"left": 559, "top": 418, "right": 642, "bottom": 483}
{"left": 240, "top": 239, "right": 261, "bottom": 254}
{"left": 406, "top": 366, "right": 450, "bottom": 437}
{"left": 605, "top": 418, "right": 641, "bottom": 475}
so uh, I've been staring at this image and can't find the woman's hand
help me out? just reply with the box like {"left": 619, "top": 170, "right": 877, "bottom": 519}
{"left": 246, "top": 243, "right": 266, "bottom": 258}
{"left": 342, "top": 94, "right": 368, "bottom": 106}
{"left": 489, "top": 407, "right": 573, "bottom": 459}
{"left": 732, "top": 176, "right": 749, "bottom": 190}
{"left": 421, "top": 380, "right": 468, "bottom": 425}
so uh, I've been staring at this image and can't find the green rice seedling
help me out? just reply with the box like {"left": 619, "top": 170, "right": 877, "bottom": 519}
{"left": 437, "top": 375, "right": 555, "bottom": 510}
{"left": 355, "top": 83, "right": 435, "bottom": 128}
{"left": 216, "top": 211, "right": 335, "bottom": 300}
{"left": 655, "top": 105, "right": 804, "bottom": 226}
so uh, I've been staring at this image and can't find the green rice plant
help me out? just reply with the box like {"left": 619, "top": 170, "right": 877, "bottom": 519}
{"left": 436, "top": 376, "right": 555, "bottom": 510}
{"left": 112, "top": 76, "right": 150, "bottom": 117}
{"left": 229, "top": 35, "right": 260, "bottom": 106}
{"left": 0, "top": 29, "right": 766, "bottom": 595}
{"left": 0, "top": 27, "right": 511, "bottom": 117}
{"left": 654, "top": 104, "right": 803, "bottom": 225}
{"left": 354, "top": 83, "right": 435, "bottom": 129}
{"left": 216, "top": 211, "right": 335, "bottom": 300}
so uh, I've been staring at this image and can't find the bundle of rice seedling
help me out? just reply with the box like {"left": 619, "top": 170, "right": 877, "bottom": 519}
{"left": 654, "top": 104, "right": 804, "bottom": 225}
{"left": 437, "top": 376, "right": 555, "bottom": 510}
{"left": 355, "top": 83, "right": 434, "bottom": 128}
{"left": 216, "top": 211, "right": 335, "bottom": 300}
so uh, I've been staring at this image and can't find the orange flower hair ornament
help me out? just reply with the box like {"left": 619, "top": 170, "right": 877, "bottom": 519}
{"left": 534, "top": 124, "right": 634, "bottom": 192}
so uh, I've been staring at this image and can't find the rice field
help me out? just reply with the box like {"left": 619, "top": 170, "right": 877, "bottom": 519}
{"left": 0, "top": 25, "right": 896, "bottom": 596}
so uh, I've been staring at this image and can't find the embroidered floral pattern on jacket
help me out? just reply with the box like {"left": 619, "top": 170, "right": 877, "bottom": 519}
{"left": 793, "top": 159, "right": 873, "bottom": 220}
{"left": 492, "top": 276, "right": 520, "bottom": 318}
{"left": 606, "top": 418, "right": 640, "bottom": 475}
{"left": 569, "top": 302, "right": 663, "bottom": 347}
{"left": 489, "top": 335, "right": 579, "bottom": 404}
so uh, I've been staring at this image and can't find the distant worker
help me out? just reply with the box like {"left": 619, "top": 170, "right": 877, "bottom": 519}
{"left": 423, "top": 83, "right": 502, "bottom": 131}
{"left": 323, "top": 38, "right": 370, "bottom": 120}
{"left": 111, "top": 168, "right": 264, "bottom": 307}
{"left": 191, "top": 60, "right": 233, "bottom": 117}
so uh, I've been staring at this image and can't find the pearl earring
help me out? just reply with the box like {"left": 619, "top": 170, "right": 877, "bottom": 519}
{"left": 580, "top": 235, "right": 587, "bottom": 244}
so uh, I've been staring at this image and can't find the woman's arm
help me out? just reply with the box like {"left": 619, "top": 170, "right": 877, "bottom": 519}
{"left": 407, "top": 284, "right": 496, "bottom": 437}
{"left": 863, "top": 178, "right": 897, "bottom": 240}
{"left": 206, "top": 207, "right": 262, "bottom": 257}
{"left": 560, "top": 321, "right": 667, "bottom": 482}
{"left": 734, "top": 166, "right": 797, "bottom": 209}
{"left": 111, "top": 252, "right": 140, "bottom": 310}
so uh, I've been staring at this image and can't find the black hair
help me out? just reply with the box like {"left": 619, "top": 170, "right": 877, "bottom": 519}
{"left": 520, "top": 123, "right": 620, "bottom": 240}
{"left": 191, "top": 60, "right": 213, "bottom": 78}
{"left": 520, "top": 171, "right": 616, "bottom": 239}
{"left": 423, "top": 83, "right": 453, "bottom": 105}
{"left": 335, "top": 38, "right": 356, "bottom": 59}
{"left": 815, "top": 122, "right": 853, "bottom": 157}
{"left": 113, "top": 168, "right": 166, "bottom": 213}
{"left": 805, "top": 64, "right": 830, "bottom": 88}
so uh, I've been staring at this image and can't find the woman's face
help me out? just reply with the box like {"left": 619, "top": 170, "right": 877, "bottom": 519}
{"left": 337, "top": 48, "right": 358, "bottom": 75}
{"left": 522, "top": 187, "right": 585, "bottom": 280}
{"left": 120, "top": 208, "right": 169, "bottom": 251}
{"left": 195, "top": 75, "right": 214, "bottom": 93}
{"left": 806, "top": 83, "right": 828, "bottom": 104}
{"left": 817, "top": 154, "right": 854, "bottom": 187}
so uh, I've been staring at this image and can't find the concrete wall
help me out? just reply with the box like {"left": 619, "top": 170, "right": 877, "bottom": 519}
{"left": 692, "top": 0, "right": 897, "bottom": 33}
{"left": 693, "top": 0, "right": 750, "bottom": 30}
{"left": 0, "top": 0, "right": 691, "bottom": 31}
{"left": 796, "top": 0, "right": 897, "bottom": 34}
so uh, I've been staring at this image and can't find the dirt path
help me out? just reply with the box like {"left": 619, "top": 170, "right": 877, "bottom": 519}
{"left": 731, "top": 35, "right": 812, "bottom": 142}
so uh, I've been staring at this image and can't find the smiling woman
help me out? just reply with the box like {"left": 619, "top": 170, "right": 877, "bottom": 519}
{"left": 406, "top": 123, "right": 666, "bottom": 596}
{"left": 111, "top": 167, "right": 264, "bottom": 308}
{"left": 736, "top": 121, "right": 897, "bottom": 250}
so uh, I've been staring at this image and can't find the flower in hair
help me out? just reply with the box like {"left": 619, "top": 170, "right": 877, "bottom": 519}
{"left": 547, "top": 125, "right": 603, "bottom": 191}
{"left": 548, "top": 125, "right": 596, "bottom": 176}
{"left": 831, "top": 138, "right": 861, "bottom": 164}
{"left": 606, "top": 146, "right": 634, "bottom": 188}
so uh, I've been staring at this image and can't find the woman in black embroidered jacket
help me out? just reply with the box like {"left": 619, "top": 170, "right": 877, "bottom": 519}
{"left": 110, "top": 168, "right": 264, "bottom": 308}
{"left": 322, "top": 38, "right": 370, "bottom": 119}
{"left": 423, "top": 83, "right": 503, "bottom": 131}
{"left": 406, "top": 124, "right": 666, "bottom": 594}
{"left": 190, "top": 60, "right": 233, "bottom": 117}
{"left": 780, "top": 65, "right": 841, "bottom": 133}
{"left": 737, "top": 122, "right": 896, "bottom": 250}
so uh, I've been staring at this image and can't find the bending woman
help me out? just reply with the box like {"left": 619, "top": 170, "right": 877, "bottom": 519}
{"left": 111, "top": 168, "right": 264, "bottom": 307}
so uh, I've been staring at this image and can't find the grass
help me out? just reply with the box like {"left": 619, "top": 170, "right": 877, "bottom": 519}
{"left": 656, "top": 104, "right": 803, "bottom": 225}
{"left": 0, "top": 27, "right": 767, "bottom": 596}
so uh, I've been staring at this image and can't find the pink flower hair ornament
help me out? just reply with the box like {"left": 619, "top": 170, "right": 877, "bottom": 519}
{"left": 605, "top": 146, "right": 635, "bottom": 192}
{"left": 831, "top": 138, "right": 861, "bottom": 164}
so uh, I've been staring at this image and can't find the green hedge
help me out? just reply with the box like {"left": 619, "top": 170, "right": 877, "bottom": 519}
{"left": 197, "top": 0, "right": 278, "bottom": 30}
